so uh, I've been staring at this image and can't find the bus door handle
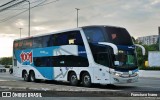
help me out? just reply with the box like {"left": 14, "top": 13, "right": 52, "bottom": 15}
{"left": 99, "top": 69, "right": 102, "bottom": 71}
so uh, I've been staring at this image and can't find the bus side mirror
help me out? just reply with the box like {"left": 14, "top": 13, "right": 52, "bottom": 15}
{"left": 98, "top": 42, "right": 118, "bottom": 55}
{"left": 135, "top": 44, "right": 145, "bottom": 55}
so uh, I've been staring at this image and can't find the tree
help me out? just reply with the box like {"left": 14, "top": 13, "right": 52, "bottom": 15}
{"left": 0, "top": 57, "right": 12, "bottom": 65}
{"left": 136, "top": 43, "right": 159, "bottom": 66}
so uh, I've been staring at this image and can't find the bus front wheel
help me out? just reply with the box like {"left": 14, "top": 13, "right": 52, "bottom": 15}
{"left": 69, "top": 72, "right": 78, "bottom": 86}
{"left": 82, "top": 72, "right": 91, "bottom": 87}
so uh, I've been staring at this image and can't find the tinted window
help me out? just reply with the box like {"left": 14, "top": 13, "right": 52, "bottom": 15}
{"left": 52, "top": 55, "right": 89, "bottom": 67}
{"left": 33, "top": 57, "right": 52, "bottom": 67}
{"left": 106, "top": 27, "right": 133, "bottom": 45}
{"left": 22, "top": 39, "right": 33, "bottom": 49}
{"left": 14, "top": 38, "right": 33, "bottom": 50}
{"left": 54, "top": 33, "right": 68, "bottom": 46}
{"left": 54, "top": 31, "right": 84, "bottom": 46}
{"left": 42, "top": 35, "right": 53, "bottom": 47}
{"left": 33, "top": 37, "right": 43, "bottom": 48}
{"left": 33, "top": 56, "right": 89, "bottom": 67}
{"left": 14, "top": 31, "right": 84, "bottom": 50}
{"left": 13, "top": 41, "right": 19, "bottom": 50}
{"left": 83, "top": 28, "right": 105, "bottom": 43}
{"left": 89, "top": 44, "right": 112, "bottom": 67}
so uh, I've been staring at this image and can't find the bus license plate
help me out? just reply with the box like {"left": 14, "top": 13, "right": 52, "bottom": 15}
{"left": 127, "top": 79, "right": 132, "bottom": 83}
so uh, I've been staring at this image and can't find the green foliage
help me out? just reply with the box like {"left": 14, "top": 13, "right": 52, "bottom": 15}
{"left": 0, "top": 57, "right": 12, "bottom": 65}
{"left": 136, "top": 43, "right": 159, "bottom": 67}
{"left": 139, "top": 66, "right": 160, "bottom": 70}
{"left": 4, "top": 65, "right": 10, "bottom": 68}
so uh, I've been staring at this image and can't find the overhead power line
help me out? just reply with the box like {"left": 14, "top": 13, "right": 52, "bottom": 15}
{"left": 7, "top": 0, "right": 47, "bottom": 10}
{"left": 0, "top": 0, "right": 26, "bottom": 12}
{"left": 0, "top": 0, "right": 58, "bottom": 23}
{"left": 0, "top": 0, "right": 18, "bottom": 8}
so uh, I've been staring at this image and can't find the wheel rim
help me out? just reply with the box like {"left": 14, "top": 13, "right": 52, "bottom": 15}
{"left": 71, "top": 75, "right": 77, "bottom": 83}
{"left": 30, "top": 74, "right": 34, "bottom": 82}
{"left": 24, "top": 73, "right": 28, "bottom": 81}
{"left": 84, "top": 75, "right": 90, "bottom": 85}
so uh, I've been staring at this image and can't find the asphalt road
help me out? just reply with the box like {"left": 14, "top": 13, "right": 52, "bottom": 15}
{"left": 0, "top": 71, "right": 160, "bottom": 99}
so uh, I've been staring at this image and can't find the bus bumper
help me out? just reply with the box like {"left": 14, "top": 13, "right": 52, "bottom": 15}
{"left": 110, "top": 74, "right": 139, "bottom": 84}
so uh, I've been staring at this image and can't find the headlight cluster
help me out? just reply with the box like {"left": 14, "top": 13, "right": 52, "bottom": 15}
{"left": 115, "top": 73, "right": 122, "bottom": 77}
{"left": 111, "top": 72, "right": 122, "bottom": 77}
{"left": 111, "top": 71, "right": 138, "bottom": 78}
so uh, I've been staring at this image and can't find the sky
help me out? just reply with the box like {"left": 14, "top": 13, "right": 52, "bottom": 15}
{"left": 0, "top": 0, "right": 160, "bottom": 57}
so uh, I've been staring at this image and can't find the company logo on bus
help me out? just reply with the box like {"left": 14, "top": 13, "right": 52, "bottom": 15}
{"left": 20, "top": 51, "right": 33, "bottom": 64}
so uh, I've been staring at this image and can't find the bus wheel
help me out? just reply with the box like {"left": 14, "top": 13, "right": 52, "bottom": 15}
{"left": 82, "top": 72, "right": 91, "bottom": 87}
{"left": 29, "top": 71, "right": 36, "bottom": 82}
{"left": 23, "top": 71, "right": 29, "bottom": 82}
{"left": 69, "top": 72, "right": 78, "bottom": 86}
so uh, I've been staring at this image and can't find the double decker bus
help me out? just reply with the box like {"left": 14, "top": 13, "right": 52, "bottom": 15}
{"left": 13, "top": 25, "right": 145, "bottom": 87}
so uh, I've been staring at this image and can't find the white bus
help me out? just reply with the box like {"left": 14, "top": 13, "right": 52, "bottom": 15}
{"left": 13, "top": 25, "right": 145, "bottom": 87}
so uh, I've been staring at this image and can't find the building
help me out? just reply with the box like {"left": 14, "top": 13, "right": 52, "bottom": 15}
{"left": 137, "top": 35, "right": 159, "bottom": 45}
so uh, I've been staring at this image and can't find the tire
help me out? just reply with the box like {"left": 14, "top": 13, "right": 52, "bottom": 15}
{"left": 82, "top": 72, "right": 91, "bottom": 87}
{"left": 9, "top": 68, "right": 13, "bottom": 74}
{"left": 29, "top": 71, "right": 36, "bottom": 82}
{"left": 69, "top": 72, "right": 78, "bottom": 86}
{"left": 23, "top": 71, "right": 29, "bottom": 82}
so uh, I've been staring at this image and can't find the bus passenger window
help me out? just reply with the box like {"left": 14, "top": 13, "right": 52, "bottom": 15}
{"left": 42, "top": 35, "right": 53, "bottom": 47}
{"left": 33, "top": 37, "right": 42, "bottom": 48}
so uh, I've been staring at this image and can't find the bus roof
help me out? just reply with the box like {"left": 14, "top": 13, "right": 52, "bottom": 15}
{"left": 14, "top": 25, "right": 125, "bottom": 41}
{"left": 81, "top": 25, "right": 125, "bottom": 29}
{"left": 14, "top": 27, "right": 82, "bottom": 41}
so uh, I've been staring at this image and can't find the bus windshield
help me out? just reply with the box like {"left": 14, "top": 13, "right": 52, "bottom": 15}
{"left": 115, "top": 50, "right": 137, "bottom": 70}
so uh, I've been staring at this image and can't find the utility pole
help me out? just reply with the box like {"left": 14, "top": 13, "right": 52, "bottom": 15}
{"left": 0, "top": 0, "right": 31, "bottom": 37}
{"left": 75, "top": 8, "right": 80, "bottom": 28}
{"left": 19, "top": 28, "right": 23, "bottom": 38}
{"left": 25, "top": 0, "right": 30, "bottom": 37}
{"left": 158, "top": 27, "right": 160, "bottom": 51}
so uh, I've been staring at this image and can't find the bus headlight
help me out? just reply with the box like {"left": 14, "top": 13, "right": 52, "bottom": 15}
{"left": 111, "top": 72, "right": 122, "bottom": 77}
{"left": 115, "top": 73, "right": 122, "bottom": 77}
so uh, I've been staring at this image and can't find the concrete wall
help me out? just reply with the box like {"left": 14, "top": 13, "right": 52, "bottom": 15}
{"left": 139, "top": 70, "right": 160, "bottom": 78}
{"left": 148, "top": 51, "right": 160, "bottom": 67}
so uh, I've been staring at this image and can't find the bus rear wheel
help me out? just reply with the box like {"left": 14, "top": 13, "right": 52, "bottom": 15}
{"left": 82, "top": 72, "right": 91, "bottom": 87}
{"left": 23, "top": 71, "right": 29, "bottom": 82}
{"left": 29, "top": 71, "right": 36, "bottom": 82}
{"left": 69, "top": 72, "right": 78, "bottom": 86}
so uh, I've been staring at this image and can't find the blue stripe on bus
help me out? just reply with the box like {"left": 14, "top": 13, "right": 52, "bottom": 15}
{"left": 117, "top": 45, "right": 135, "bottom": 51}
{"left": 33, "top": 46, "right": 60, "bottom": 57}
{"left": 115, "top": 68, "right": 138, "bottom": 72}
{"left": 78, "top": 46, "right": 87, "bottom": 58}
{"left": 36, "top": 67, "right": 53, "bottom": 80}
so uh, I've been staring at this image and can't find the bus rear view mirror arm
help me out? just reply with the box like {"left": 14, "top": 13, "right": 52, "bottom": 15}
{"left": 98, "top": 42, "right": 118, "bottom": 55}
{"left": 135, "top": 44, "right": 145, "bottom": 55}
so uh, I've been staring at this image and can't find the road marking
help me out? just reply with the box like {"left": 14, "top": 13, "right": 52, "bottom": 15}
{"left": 0, "top": 79, "right": 16, "bottom": 81}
